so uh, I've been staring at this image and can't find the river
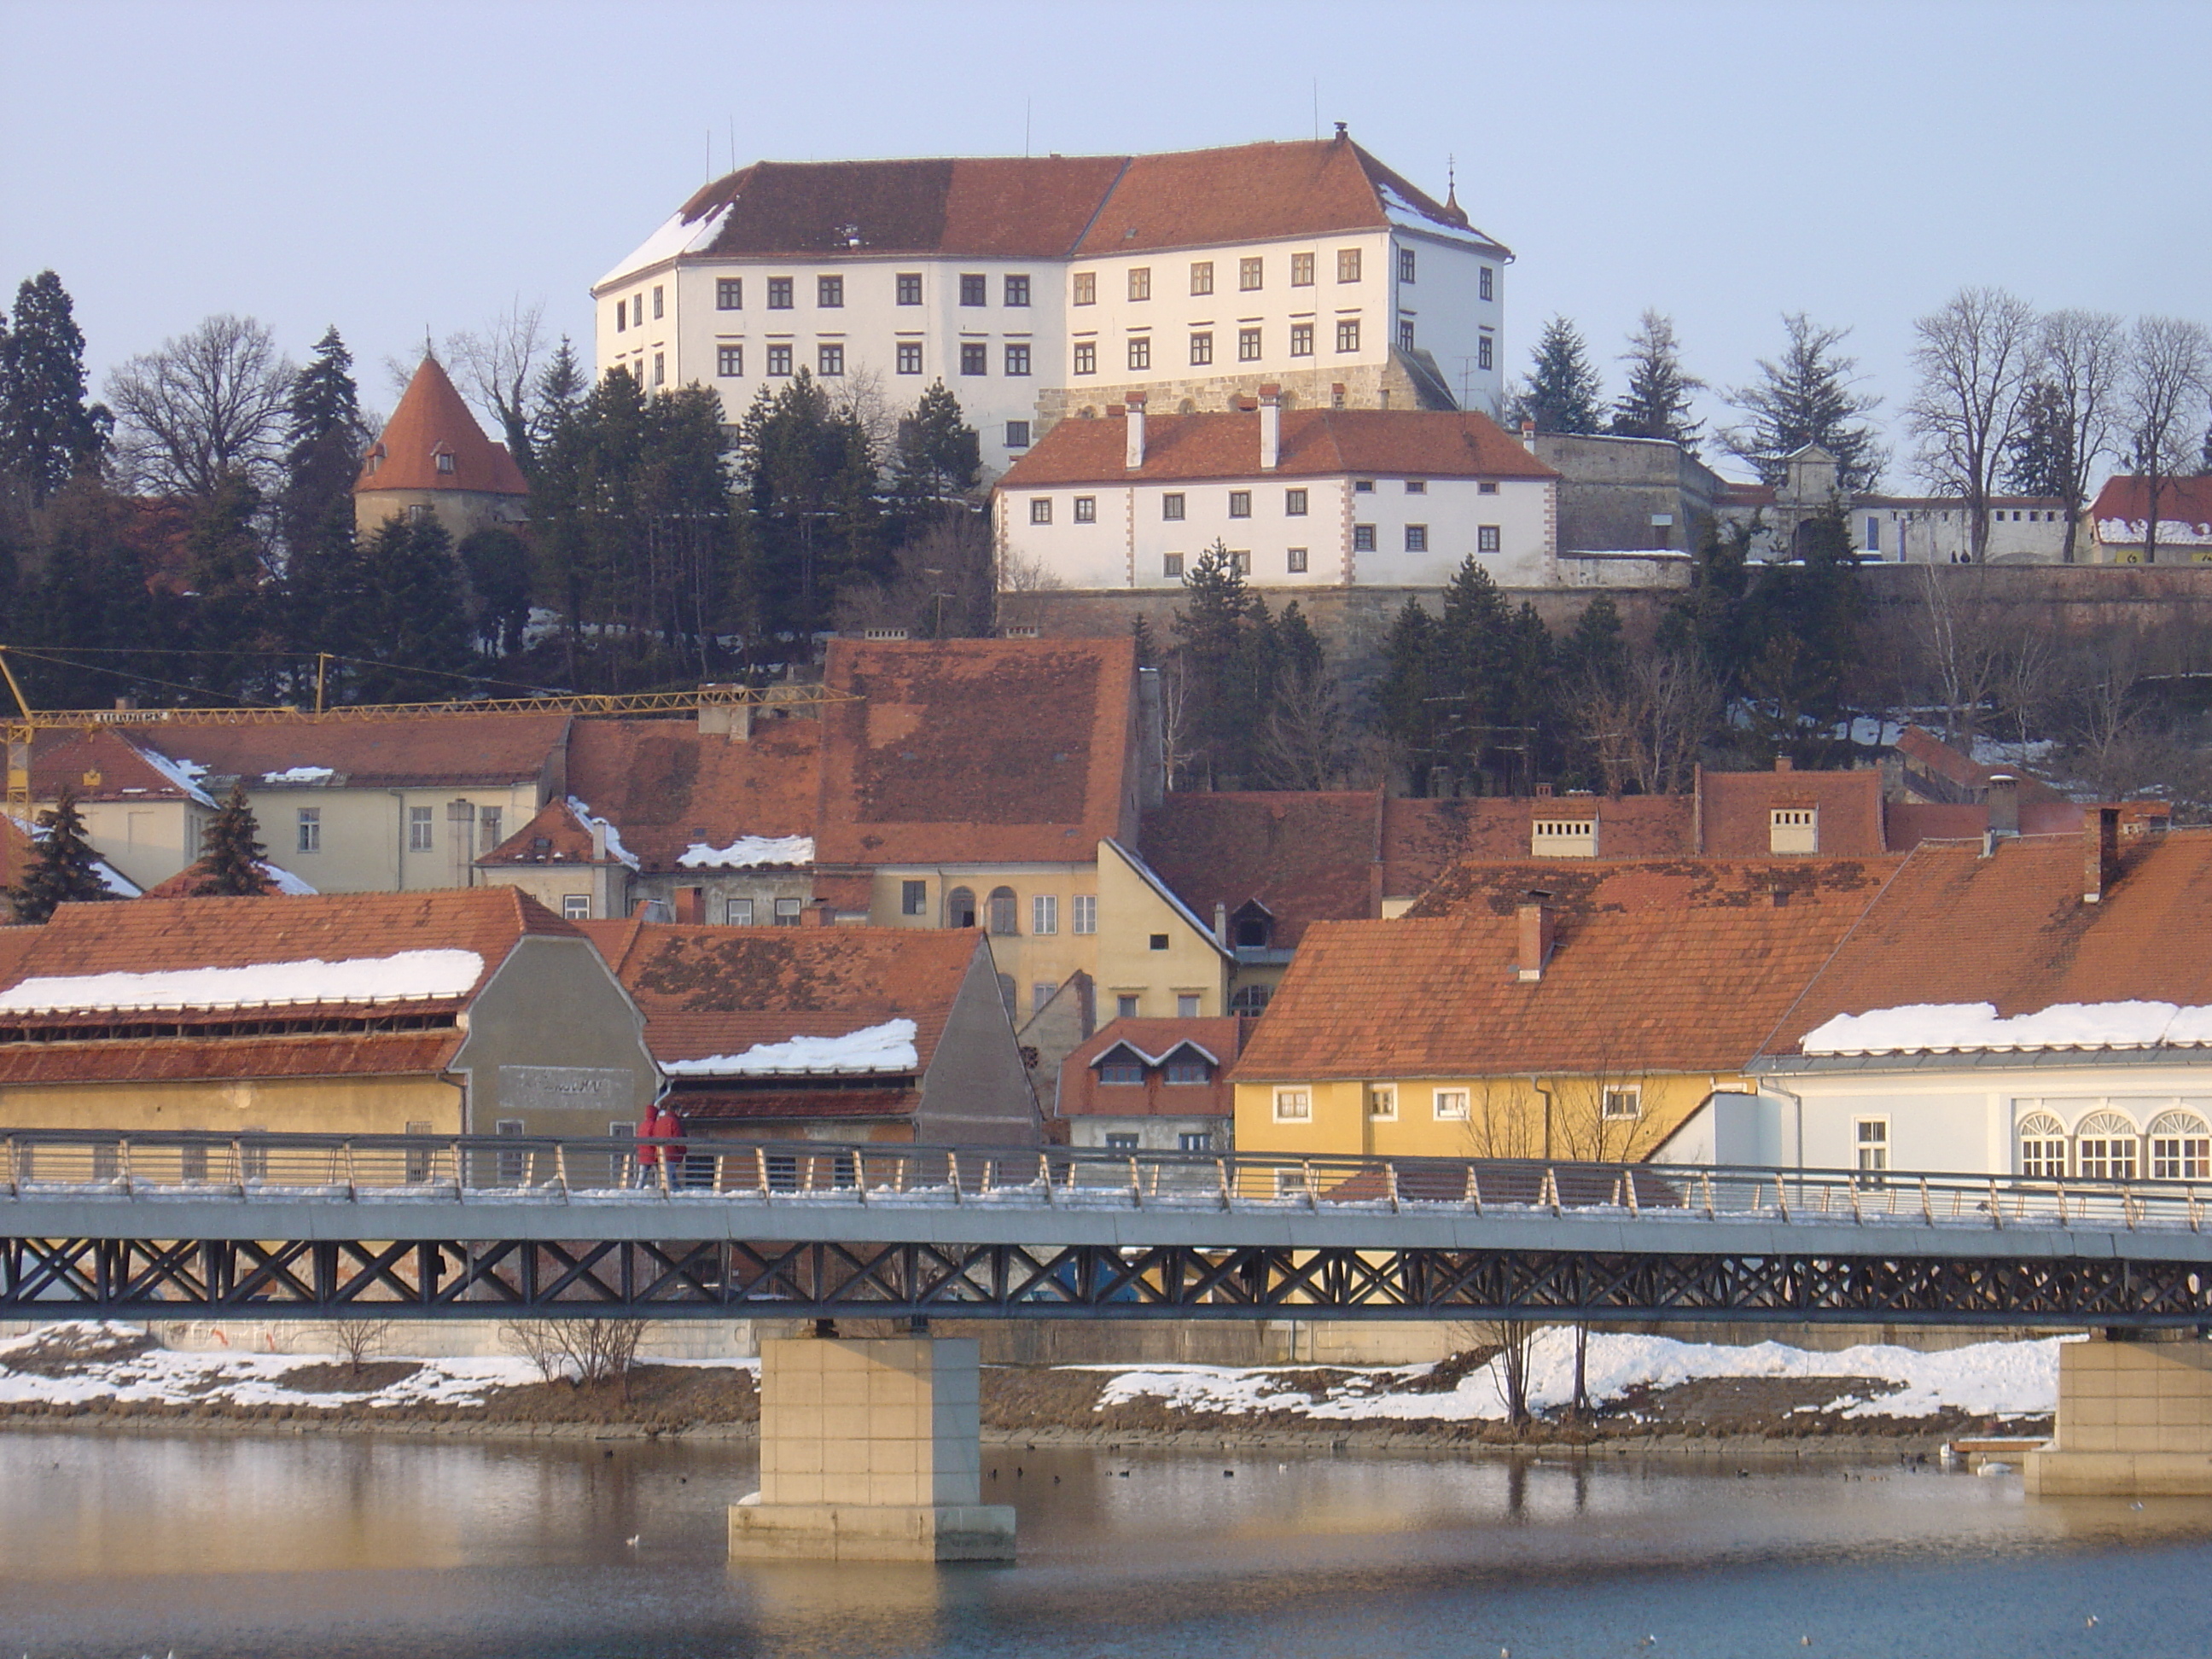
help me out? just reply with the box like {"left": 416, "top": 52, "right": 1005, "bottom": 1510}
{"left": 2, "top": 1429, "right": 2208, "bottom": 1657}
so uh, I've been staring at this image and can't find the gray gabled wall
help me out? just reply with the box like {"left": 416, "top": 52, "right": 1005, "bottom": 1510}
{"left": 913, "top": 942, "right": 1045, "bottom": 1147}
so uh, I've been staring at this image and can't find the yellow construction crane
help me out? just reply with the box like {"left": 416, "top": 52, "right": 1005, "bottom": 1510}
{"left": 0, "top": 649, "right": 858, "bottom": 826}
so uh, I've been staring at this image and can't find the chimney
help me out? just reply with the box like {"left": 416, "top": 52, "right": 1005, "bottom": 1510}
{"left": 2083, "top": 806, "right": 2122, "bottom": 904}
{"left": 1515, "top": 900, "right": 1555, "bottom": 984}
{"left": 1773, "top": 754, "right": 1793, "bottom": 772}
{"left": 1986, "top": 771, "right": 2019, "bottom": 838}
{"left": 1258, "top": 385, "right": 1281, "bottom": 470}
{"left": 673, "top": 886, "right": 706, "bottom": 925}
{"left": 1124, "top": 393, "right": 1147, "bottom": 469}
{"left": 589, "top": 818, "right": 608, "bottom": 861}
{"left": 1520, "top": 419, "right": 1537, "bottom": 451}
{"left": 809, "top": 899, "right": 838, "bottom": 927}
{"left": 1213, "top": 901, "right": 1229, "bottom": 946}
{"left": 696, "top": 684, "right": 753, "bottom": 741}
{"left": 1534, "top": 782, "right": 1553, "bottom": 800}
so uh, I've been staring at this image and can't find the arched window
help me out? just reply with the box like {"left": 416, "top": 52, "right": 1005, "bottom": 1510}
{"left": 2076, "top": 1110, "right": 2139, "bottom": 1181}
{"left": 2149, "top": 1110, "right": 2211, "bottom": 1180}
{"left": 2017, "top": 1113, "right": 2067, "bottom": 1179}
{"left": 987, "top": 886, "right": 1018, "bottom": 934}
{"left": 946, "top": 887, "right": 977, "bottom": 928}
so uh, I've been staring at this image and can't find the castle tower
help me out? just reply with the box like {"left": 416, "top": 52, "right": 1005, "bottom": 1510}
{"left": 354, "top": 355, "right": 530, "bottom": 543}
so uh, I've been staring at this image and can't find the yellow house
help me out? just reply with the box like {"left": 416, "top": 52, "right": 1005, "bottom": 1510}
{"left": 1233, "top": 859, "right": 1902, "bottom": 1163}
{"left": 0, "top": 888, "right": 659, "bottom": 1151}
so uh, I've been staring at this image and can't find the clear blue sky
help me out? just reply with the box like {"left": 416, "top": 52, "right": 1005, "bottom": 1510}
{"left": 4, "top": 0, "right": 2206, "bottom": 482}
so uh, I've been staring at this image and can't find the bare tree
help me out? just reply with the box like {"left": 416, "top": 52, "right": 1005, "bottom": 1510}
{"left": 1906, "top": 287, "right": 2039, "bottom": 563}
{"left": 445, "top": 300, "right": 547, "bottom": 469}
{"left": 2037, "top": 309, "right": 2125, "bottom": 563}
{"left": 1256, "top": 663, "right": 1351, "bottom": 789}
{"left": 1912, "top": 566, "right": 2010, "bottom": 743}
{"left": 501, "top": 1318, "right": 649, "bottom": 1397}
{"left": 1571, "top": 649, "right": 1720, "bottom": 796}
{"left": 322, "top": 1318, "right": 398, "bottom": 1377}
{"left": 106, "top": 314, "right": 295, "bottom": 497}
{"left": 2121, "top": 315, "right": 2212, "bottom": 564}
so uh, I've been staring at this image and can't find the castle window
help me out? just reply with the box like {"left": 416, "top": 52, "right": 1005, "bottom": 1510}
{"left": 1190, "top": 331, "right": 1213, "bottom": 366}
{"left": 817, "top": 276, "right": 842, "bottom": 308}
{"left": 1127, "top": 336, "right": 1150, "bottom": 371}
{"left": 987, "top": 887, "right": 1019, "bottom": 934}
{"left": 717, "top": 345, "right": 744, "bottom": 377}
{"left": 1290, "top": 252, "right": 1315, "bottom": 287}
{"left": 435, "top": 452, "right": 455, "bottom": 474}
{"left": 717, "top": 278, "right": 742, "bottom": 310}
{"left": 817, "top": 343, "right": 843, "bottom": 376}
{"left": 896, "top": 272, "right": 923, "bottom": 306}
{"left": 1030, "top": 498, "right": 1052, "bottom": 525}
{"left": 615, "top": 300, "right": 626, "bottom": 331}
{"left": 1004, "top": 275, "right": 1031, "bottom": 306}
{"left": 1287, "top": 547, "right": 1307, "bottom": 573}
{"left": 961, "top": 341, "right": 987, "bottom": 375}
{"left": 1478, "top": 525, "right": 1500, "bottom": 552}
{"left": 960, "top": 274, "right": 987, "bottom": 306}
{"left": 1398, "top": 247, "right": 1416, "bottom": 283}
{"left": 1005, "top": 421, "right": 1031, "bottom": 449}
{"left": 1190, "top": 261, "right": 1214, "bottom": 296}
{"left": 1480, "top": 265, "right": 1494, "bottom": 300}
{"left": 1072, "top": 271, "right": 1096, "bottom": 306}
{"left": 1128, "top": 267, "right": 1151, "bottom": 302}
{"left": 895, "top": 341, "right": 923, "bottom": 375}
{"left": 1336, "top": 319, "right": 1361, "bottom": 352}
{"left": 1336, "top": 248, "right": 1363, "bottom": 282}
{"left": 767, "top": 277, "right": 793, "bottom": 309}
{"left": 1074, "top": 496, "right": 1096, "bottom": 523}
{"left": 1238, "top": 327, "right": 1261, "bottom": 362}
{"left": 1240, "top": 257, "right": 1264, "bottom": 291}
{"left": 1290, "top": 323, "right": 1313, "bottom": 357}
{"left": 1161, "top": 493, "right": 1185, "bottom": 521}
{"left": 1004, "top": 343, "right": 1030, "bottom": 376}
{"left": 766, "top": 344, "right": 792, "bottom": 376}
{"left": 1073, "top": 341, "right": 1097, "bottom": 375}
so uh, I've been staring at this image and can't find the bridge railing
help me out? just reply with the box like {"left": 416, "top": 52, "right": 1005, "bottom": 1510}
{"left": 0, "top": 1129, "right": 2206, "bottom": 1237}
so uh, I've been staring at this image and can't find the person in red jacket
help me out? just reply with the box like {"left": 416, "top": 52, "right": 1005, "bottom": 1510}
{"left": 636, "top": 1100, "right": 684, "bottom": 1187}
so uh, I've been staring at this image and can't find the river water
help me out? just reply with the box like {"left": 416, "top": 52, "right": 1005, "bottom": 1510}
{"left": 2, "top": 1429, "right": 2209, "bottom": 1658}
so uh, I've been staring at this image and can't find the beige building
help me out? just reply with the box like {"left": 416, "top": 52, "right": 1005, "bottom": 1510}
{"left": 354, "top": 355, "right": 530, "bottom": 544}
{"left": 0, "top": 889, "right": 658, "bottom": 1145}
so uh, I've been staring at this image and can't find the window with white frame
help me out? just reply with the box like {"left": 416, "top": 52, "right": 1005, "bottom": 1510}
{"left": 1287, "top": 548, "right": 1308, "bottom": 573}
{"left": 1433, "top": 1088, "right": 1470, "bottom": 1121}
{"left": 1290, "top": 252, "right": 1315, "bottom": 287}
{"left": 1178, "top": 993, "right": 1201, "bottom": 1017}
{"left": 1602, "top": 1086, "right": 1642, "bottom": 1121}
{"left": 1116, "top": 993, "right": 1139, "bottom": 1018}
{"left": 772, "top": 897, "right": 803, "bottom": 926}
{"left": 1477, "top": 524, "right": 1500, "bottom": 553}
{"left": 562, "top": 894, "right": 591, "bottom": 920}
{"left": 717, "top": 345, "right": 744, "bottom": 377}
{"left": 717, "top": 278, "right": 742, "bottom": 310}
{"left": 2150, "top": 1111, "right": 2211, "bottom": 1179}
{"left": 1033, "top": 983, "right": 1056, "bottom": 1015}
{"left": 726, "top": 897, "right": 754, "bottom": 926}
{"left": 1032, "top": 894, "right": 1059, "bottom": 935}
{"left": 296, "top": 808, "right": 319, "bottom": 853}
{"left": 1072, "top": 894, "right": 1097, "bottom": 934}
{"left": 1030, "top": 498, "right": 1052, "bottom": 525}
{"left": 408, "top": 806, "right": 434, "bottom": 853}
{"left": 1854, "top": 1117, "right": 1889, "bottom": 1173}
{"left": 2077, "top": 1111, "right": 2139, "bottom": 1180}
{"left": 1368, "top": 1085, "right": 1397, "bottom": 1121}
{"left": 1074, "top": 496, "right": 1096, "bottom": 523}
{"left": 2017, "top": 1112, "right": 2067, "bottom": 1178}
{"left": 1240, "top": 257, "right": 1264, "bottom": 291}
{"left": 1273, "top": 1087, "right": 1312, "bottom": 1122}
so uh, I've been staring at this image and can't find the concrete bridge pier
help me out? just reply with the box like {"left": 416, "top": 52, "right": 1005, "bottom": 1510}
{"left": 730, "top": 1329, "right": 1016, "bottom": 1562}
{"left": 2024, "top": 1336, "right": 2212, "bottom": 1496}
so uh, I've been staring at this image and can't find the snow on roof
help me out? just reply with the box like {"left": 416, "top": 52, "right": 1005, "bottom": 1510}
{"left": 94, "top": 860, "right": 140, "bottom": 899}
{"left": 1091, "top": 1037, "right": 1222, "bottom": 1069}
{"left": 566, "top": 796, "right": 640, "bottom": 870}
{"left": 132, "top": 748, "right": 216, "bottom": 809}
{"left": 1802, "top": 999, "right": 2212, "bottom": 1057}
{"left": 260, "top": 765, "right": 336, "bottom": 785}
{"left": 677, "top": 834, "right": 814, "bottom": 870}
{"left": 0, "top": 948, "right": 485, "bottom": 1015}
{"left": 596, "top": 201, "right": 734, "bottom": 290}
{"left": 259, "top": 862, "right": 317, "bottom": 896}
{"left": 661, "top": 1016, "right": 919, "bottom": 1078}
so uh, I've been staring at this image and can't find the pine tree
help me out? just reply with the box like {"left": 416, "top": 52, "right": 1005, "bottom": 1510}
{"left": 1610, "top": 311, "right": 1705, "bottom": 449}
{"left": 526, "top": 335, "right": 589, "bottom": 474}
{"left": 278, "top": 327, "right": 370, "bottom": 682}
{"left": 1517, "top": 316, "right": 1605, "bottom": 434}
{"left": 1559, "top": 592, "right": 1627, "bottom": 692}
{"left": 1130, "top": 613, "right": 1156, "bottom": 668}
{"left": 2003, "top": 380, "right": 2074, "bottom": 498}
{"left": 190, "top": 781, "right": 272, "bottom": 896}
{"left": 1725, "top": 313, "right": 1885, "bottom": 492}
{"left": 1170, "top": 543, "right": 1259, "bottom": 784}
{"left": 0, "top": 271, "right": 110, "bottom": 506}
{"left": 1377, "top": 598, "right": 1441, "bottom": 789}
{"left": 355, "top": 515, "right": 472, "bottom": 700}
{"left": 1738, "top": 499, "right": 1863, "bottom": 761}
{"left": 735, "top": 370, "right": 883, "bottom": 637}
{"left": 892, "top": 381, "right": 981, "bottom": 509}
{"left": 7, "top": 787, "right": 119, "bottom": 922}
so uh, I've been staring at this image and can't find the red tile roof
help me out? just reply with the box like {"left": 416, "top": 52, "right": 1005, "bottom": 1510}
{"left": 1382, "top": 795, "right": 1695, "bottom": 899}
{"left": 1697, "top": 765, "right": 1886, "bottom": 857}
{"left": 593, "top": 923, "right": 981, "bottom": 1074}
{"left": 667, "top": 154, "right": 1132, "bottom": 262}
{"left": 131, "top": 713, "right": 569, "bottom": 792}
{"left": 1404, "top": 856, "right": 1901, "bottom": 923}
{"left": 1761, "top": 830, "right": 2212, "bottom": 1057}
{"left": 2090, "top": 474, "right": 2212, "bottom": 538}
{"left": 0, "top": 1032, "right": 460, "bottom": 1087}
{"left": 815, "top": 637, "right": 1137, "bottom": 865}
{"left": 30, "top": 728, "right": 210, "bottom": 805}
{"left": 998, "top": 408, "right": 1553, "bottom": 490}
{"left": 1059, "top": 1016, "right": 1245, "bottom": 1119}
{"left": 356, "top": 356, "right": 528, "bottom": 498}
{"left": 480, "top": 798, "right": 615, "bottom": 868}
{"left": 674, "top": 1086, "right": 922, "bottom": 1123}
{"left": 1237, "top": 876, "right": 1894, "bottom": 1083}
{"left": 1140, "top": 792, "right": 1381, "bottom": 947}
{"left": 560, "top": 716, "right": 818, "bottom": 871}
{"left": 1073, "top": 138, "right": 1501, "bottom": 257}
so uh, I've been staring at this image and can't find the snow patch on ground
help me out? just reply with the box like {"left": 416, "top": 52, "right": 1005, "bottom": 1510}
{"left": 1088, "top": 1332, "right": 2061, "bottom": 1424}
{"left": 678, "top": 835, "right": 814, "bottom": 870}
{"left": 663, "top": 1016, "right": 918, "bottom": 1077}
{"left": 0, "top": 948, "right": 484, "bottom": 1013}
{"left": 1805, "top": 999, "right": 2212, "bottom": 1055}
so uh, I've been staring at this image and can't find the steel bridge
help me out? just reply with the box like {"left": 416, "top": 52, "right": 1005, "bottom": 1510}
{"left": 3, "top": 1130, "right": 2210, "bottom": 1327}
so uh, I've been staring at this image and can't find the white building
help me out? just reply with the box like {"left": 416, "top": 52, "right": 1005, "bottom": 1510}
{"left": 591, "top": 132, "right": 1510, "bottom": 480}
{"left": 994, "top": 395, "right": 1557, "bottom": 591}
{"left": 1720, "top": 445, "right": 2069, "bottom": 564}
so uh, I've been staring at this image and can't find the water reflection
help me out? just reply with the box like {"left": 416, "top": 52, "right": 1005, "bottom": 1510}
{"left": 2, "top": 1430, "right": 2209, "bottom": 1658}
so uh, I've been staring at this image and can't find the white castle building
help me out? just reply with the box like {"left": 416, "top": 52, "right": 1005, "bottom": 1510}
{"left": 591, "top": 130, "right": 1510, "bottom": 480}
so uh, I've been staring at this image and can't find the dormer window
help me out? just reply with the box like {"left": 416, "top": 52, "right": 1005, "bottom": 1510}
{"left": 1099, "top": 1061, "right": 1144, "bottom": 1086}
{"left": 1165, "top": 1059, "right": 1210, "bottom": 1086}
{"left": 434, "top": 451, "right": 456, "bottom": 475}
{"left": 1231, "top": 899, "right": 1274, "bottom": 949}
{"left": 1770, "top": 807, "right": 1819, "bottom": 854}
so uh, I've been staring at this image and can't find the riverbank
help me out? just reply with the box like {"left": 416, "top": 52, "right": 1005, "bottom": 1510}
{"left": 0, "top": 1321, "right": 2058, "bottom": 1451}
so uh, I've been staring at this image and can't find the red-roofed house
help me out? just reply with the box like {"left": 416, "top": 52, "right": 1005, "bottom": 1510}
{"left": 2088, "top": 474, "right": 2212, "bottom": 564}
{"left": 1059, "top": 1016, "right": 1244, "bottom": 1152}
{"left": 997, "top": 403, "right": 1557, "bottom": 591}
{"left": 355, "top": 356, "right": 530, "bottom": 544}
{"left": 0, "top": 889, "right": 657, "bottom": 1144}
{"left": 591, "top": 133, "right": 1509, "bottom": 481}
{"left": 585, "top": 921, "right": 1039, "bottom": 1147}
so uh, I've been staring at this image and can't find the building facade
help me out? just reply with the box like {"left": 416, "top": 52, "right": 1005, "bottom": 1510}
{"left": 591, "top": 135, "right": 1509, "bottom": 480}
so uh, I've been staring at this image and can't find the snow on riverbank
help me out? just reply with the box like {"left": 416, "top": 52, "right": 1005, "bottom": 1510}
{"left": 1091, "top": 1331, "right": 2063, "bottom": 1423}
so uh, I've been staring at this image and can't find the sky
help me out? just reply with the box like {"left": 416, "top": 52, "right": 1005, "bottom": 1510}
{"left": 3, "top": 0, "right": 2208, "bottom": 484}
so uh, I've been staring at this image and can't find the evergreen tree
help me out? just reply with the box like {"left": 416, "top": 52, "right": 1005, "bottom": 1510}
{"left": 1724, "top": 312, "right": 1885, "bottom": 492}
{"left": 1516, "top": 316, "right": 1605, "bottom": 434}
{"left": 1736, "top": 499, "right": 1863, "bottom": 761}
{"left": 1169, "top": 542, "right": 1260, "bottom": 784}
{"left": 0, "top": 271, "right": 110, "bottom": 506}
{"left": 277, "top": 327, "right": 370, "bottom": 680}
{"left": 354, "top": 515, "right": 472, "bottom": 700}
{"left": 7, "top": 788, "right": 119, "bottom": 922}
{"left": 190, "top": 781, "right": 273, "bottom": 896}
{"left": 1377, "top": 597, "right": 1441, "bottom": 791}
{"left": 1130, "top": 613, "right": 1157, "bottom": 668}
{"left": 892, "top": 381, "right": 981, "bottom": 509}
{"left": 734, "top": 370, "right": 882, "bottom": 638}
{"left": 458, "top": 527, "right": 533, "bottom": 656}
{"left": 526, "top": 335, "right": 589, "bottom": 476}
{"left": 1610, "top": 310, "right": 1705, "bottom": 450}
{"left": 1558, "top": 592, "right": 1627, "bottom": 692}
{"left": 1657, "top": 517, "right": 1755, "bottom": 693}
{"left": 18, "top": 483, "right": 176, "bottom": 709}
{"left": 183, "top": 474, "right": 273, "bottom": 696}
{"left": 2004, "top": 379, "right": 2074, "bottom": 497}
